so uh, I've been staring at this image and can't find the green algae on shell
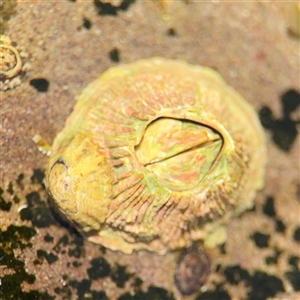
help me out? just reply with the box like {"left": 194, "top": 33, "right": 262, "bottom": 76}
{"left": 46, "top": 57, "right": 266, "bottom": 254}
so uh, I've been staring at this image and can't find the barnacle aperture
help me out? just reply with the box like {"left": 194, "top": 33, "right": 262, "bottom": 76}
{"left": 46, "top": 57, "right": 266, "bottom": 254}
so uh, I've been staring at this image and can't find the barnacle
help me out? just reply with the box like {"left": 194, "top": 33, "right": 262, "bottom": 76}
{"left": 175, "top": 248, "right": 210, "bottom": 295}
{"left": 46, "top": 57, "right": 266, "bottom": 254}
{"left": 0, "top": 35, "right": 30, "bottom": 90}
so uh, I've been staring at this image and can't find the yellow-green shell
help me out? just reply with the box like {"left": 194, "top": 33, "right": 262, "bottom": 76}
{"left": 46, "top": 57, "right": 266, "bottom": 254}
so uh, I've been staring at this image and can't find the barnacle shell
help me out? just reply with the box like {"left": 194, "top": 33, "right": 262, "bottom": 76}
{"left": 46, "top": 57, "right": 266, "bottom": 254}
{"left": 175, "top": 248, "right": 210, "bottom": 295}
{"left": 0, "top": 35, "right": 30, "bottom": 91}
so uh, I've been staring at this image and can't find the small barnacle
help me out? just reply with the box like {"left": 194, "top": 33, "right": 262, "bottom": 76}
{"left": 0, "top": 35, "right": 30, "bottom": 90}
{"left": 175, "top": 247, "right": 210, "bottom": 295}
{"left": 32, "top": 134, "right": 52, "bottom": 156}
{"left": 0, "top": 42, "right": 22, "bottom": 79}
{"left": 44, "top": 57, "right": 266, "bottom": 254}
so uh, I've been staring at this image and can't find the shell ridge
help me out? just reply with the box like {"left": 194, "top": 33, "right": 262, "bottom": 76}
{"left": 107, "top": 182, "right": 146, "bottom": 224}
{"left": 111, "top": 173, "right": 144, "bottom": 199}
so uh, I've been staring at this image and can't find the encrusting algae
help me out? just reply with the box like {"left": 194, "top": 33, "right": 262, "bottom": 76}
{"left": 44, "top": 57, "right": 266, "bottom": 254}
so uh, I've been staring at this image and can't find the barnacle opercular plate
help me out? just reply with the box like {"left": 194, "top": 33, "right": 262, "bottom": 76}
{"left": 46, "top": 57, "right": 266, "bottom": 254}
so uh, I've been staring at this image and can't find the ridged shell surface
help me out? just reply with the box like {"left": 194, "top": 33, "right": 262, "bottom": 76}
{"left": 46, "top": 57, "right": 266, "bottom": 254}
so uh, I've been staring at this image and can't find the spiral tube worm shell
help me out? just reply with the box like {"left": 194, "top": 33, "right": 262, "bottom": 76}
{"left": 46, "top": 58, "right": 266, "bottom": 254}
